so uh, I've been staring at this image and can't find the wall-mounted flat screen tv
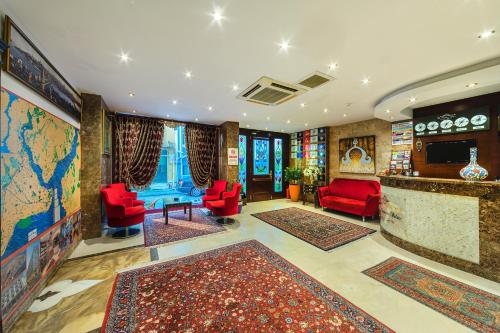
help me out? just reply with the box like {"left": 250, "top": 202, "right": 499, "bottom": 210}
{"left": 426, "top": 139, "right": 476, "bottom": 164}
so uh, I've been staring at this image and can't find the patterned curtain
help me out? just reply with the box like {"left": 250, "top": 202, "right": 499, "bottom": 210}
{"left": 185, "top": 123, "right": 219, "bottom": 187}
{"left": 114, "top": 115, "right": 164, "bottom": 190}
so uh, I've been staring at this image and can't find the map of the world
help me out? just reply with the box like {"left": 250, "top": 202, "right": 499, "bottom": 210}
{"left": 1, "top": 88, "right": 81, "bottom": 260}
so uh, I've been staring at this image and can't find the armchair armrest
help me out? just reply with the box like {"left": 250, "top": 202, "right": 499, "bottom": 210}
{"left": 317, "top": 186, "right": 330, "bottom": 199}
{"left": 205, "top": 188, "right": 219, "bottom": 196}
{"left": 364, "top": 193, "right": 381, "bottom": 216}
{"left": 121, "top": 191, "right": 138, "bottom": 200}
{"left": 222, "top": 191, "right": 233, "bottom": 199}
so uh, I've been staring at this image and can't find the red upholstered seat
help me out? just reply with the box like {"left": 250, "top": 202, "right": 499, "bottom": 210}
{"left": 101, "top": 187, "right": 145, "bottom": 228}
{"left": 202, "top": 180, "right": 228, "bottom": 207}
{"left": 206, "top": 183, "right": 242, "bottom": 217}
{"left": 108, "top": 183, "right": 145, "bottom": 207}
{"left": 318, "top": 178, "right": 381, "bottom": 219}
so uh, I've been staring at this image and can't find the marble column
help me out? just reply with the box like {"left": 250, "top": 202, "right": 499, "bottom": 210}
{"left": 218, "top": 121, "right": 239, "bottom": 187}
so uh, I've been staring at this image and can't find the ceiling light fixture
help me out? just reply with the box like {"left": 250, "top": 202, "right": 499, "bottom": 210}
{"left": 466, "top": 83, "right": 478, "bottom": 88}
{"left": 265, "top": 127, "right": 268, "bottom": 130}
{"left": 343, "top": 113, "right": 347, "bottom": 117}
{"left": 409, "top": 97, "right": 416, "bottom": 103}
{"left": 246, "top": 124, "right": 250, "bottom": 128}
{"left": 286, "top": 120, "right": 291, "bottom": 124}
{"left": 386, "top": 109, "right": 391, "bottom": 113}
{"left": 172, "top": 100, "right": 178, "bottom": 105}
{"left": 281, "top": 129, "right": 284, "bottom": 132}
{"left": 300, "top": 103, "right": 306, "bottom": 108}
{"left": 128, "top": 92, "right": 135, "bottom": 97}
{"left": 278, "top": 39, "right": 291, "bottom": 52}
{"left": 266, "top": 116, "right": 270, "bottom": 120}
{"left": 185, "top": 71, "right": 192, "bottom": 79}
{"left": 361, "top": 78, "right": 370, "bottom": 85}
{"left": 210, "top": 7, "right": 225, "bottom": 25}
{"left": 195, "top": 118, "right": 199, "bottom": 122}
{"left": 132, "top": 109, "right": 136, "bottom": 113}
{"left": 243, "top": 112, "right": 247, "bottom": 117}
{"left": 166, "top": 114, "right": 170, "bottom": 118}
{"left": 208, "top": 106, "right": 213, "bottom": 111}
{"left": 323, "top": 108, "right": 328, "bottom": 113}
{"left": 328, "top": 63, "right": 338, "bottom": 71}
{"left": 232, "top": 84, "right": 239, "bottom": 91}
{"left": 478, "top": 30, "right": 495, "bottom": 39}
{"left": 119, "top": 52, "right": 130, "bottom": 63}
{"left": 305, "top": 123, "right": 308, "bottom": 127}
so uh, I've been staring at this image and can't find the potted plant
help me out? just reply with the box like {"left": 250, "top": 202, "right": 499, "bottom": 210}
{"left": 285, "top": 167, "right": 302, "bottom": 202}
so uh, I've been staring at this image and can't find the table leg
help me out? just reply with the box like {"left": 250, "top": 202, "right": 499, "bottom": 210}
{"left": 165, "top": 208, "right": 169, "bottom": 225}
{"left": 189, "top": 204, "right": 192, "bottom": 221}
{"left": 184, "top": 205, "right": 186, "bottom": 214}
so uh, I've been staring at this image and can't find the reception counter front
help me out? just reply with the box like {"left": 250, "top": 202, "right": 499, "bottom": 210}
{"left": 379, "top": 175, "right": 499, "bottom": 282}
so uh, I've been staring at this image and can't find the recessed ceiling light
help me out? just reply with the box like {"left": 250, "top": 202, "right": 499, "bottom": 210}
{"left": 300, "top": 103, "right": 306, "bottom": 108}
{"left": 208, "top": 106, "right": 213, "bottom": 111}
{"left": 243, "top": 112, "right": 247, "bottom": 117}
{"left": 232, "top": 84, "right": 239, "bottom": 91}
{"left": 195, "top": 118, "right": 199, "bottom": 122}
{"left": 328, "top": 63, "right": 338, "bottom": 71}
{"left": 128, "top": 92, "right": 135, "bottom": 97}
{"left": 478, "top": 30, "right": 495, "bottom": 39}
{"left": 278, "top": 39, "right": 291, "bottom": 52}
{"left": 185, "top": 71, "right": 192, "bottom": 79}
{"left": 323, "top": 108, "right": 328, "bottom": 113}
{"left": 266, "top": 116, "right": 270, "bottom": 120}
{"left": 119, "top": 52, "right": 130, "bottom": 63}
{"left": 343, "top": 113, "right": 347, "bottom": 117}
{"left": 305, "top": 123, "right": 308, "bottom": 127}
{"left": 281, "top": 129, "right": 284, "bottom": 132}
{"left": 246, "top": 124, "right": 250, "bottom": 128}
{"left": 287, "top": 120, "right": 291, "bottom": 124}
{"left": 166, "top": 114, "right": 170, "bottom": 118}
{"left": 172, "top": 100, "right": 178, "bottom": 105}
{"left": 361, "top": 78, "right": 370, "bottom": 85}
{"left": 409, "top": 97, "right": 416, "bottom": 103}
{"left": 132, "top": 109, "right": 136, "bottom": 113}
{"left": 466, "top": 83, "right": 478, "bottom": 88}
{"left": 265, "top": 127, "right": 268, "bottom": 130}
{"left": 386, "top": 109, "right": 391, "bottom": 113}
{"left": 210, "top": 7, "right": 225, "bottom": 24}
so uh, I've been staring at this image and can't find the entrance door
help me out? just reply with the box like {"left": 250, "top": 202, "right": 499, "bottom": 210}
{"left": 239, "top": 129, "right": 289, "bottom": 202}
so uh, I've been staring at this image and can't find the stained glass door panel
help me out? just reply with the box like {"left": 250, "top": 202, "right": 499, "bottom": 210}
{"left": 274, "top": 138, "right": 283, "bottom": 192}
{"left": 253, "top": 138, "right": 270, "bottom": 175}
{"left": 238, "top": 135, "right": 247, "bottom": 194}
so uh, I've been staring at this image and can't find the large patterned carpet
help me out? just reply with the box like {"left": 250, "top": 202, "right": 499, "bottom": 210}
{"left": 143, "top": 210, "right": 225, "bottom": 247}
{"left": 252, "top": 207, "right": 376, "bottom": 251}
{"left": 364, "top": 257, "right": 500, "bottom": 333}
{"left": 102, "top": 240, "right": 393, "bottom": 332}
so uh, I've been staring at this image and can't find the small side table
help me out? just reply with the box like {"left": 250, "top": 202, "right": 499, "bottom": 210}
{"left": 302, "top": 184, "right": 320, "bottom": 208}
{"left": 162, "top": 198, "right": 192, "bottom": 225}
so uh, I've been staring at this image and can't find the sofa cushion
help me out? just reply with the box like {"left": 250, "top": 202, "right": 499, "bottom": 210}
{"left": 328, "top": 178, "right": 379, "bottom": 201}
{"left": 323, "top": 196, "right": 366, "bottom": 210}
{"left": 125, "top": 206, "right": 145, "bottom": 216}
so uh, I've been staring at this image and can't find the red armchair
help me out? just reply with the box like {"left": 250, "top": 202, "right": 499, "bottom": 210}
{"left": 101, "top": 187, "right": 145, "bottom": 238}
{"left": 108, "top": 183, "right": 145, "bottom": 207}
{"left": 318, "top": 178, "right": 381, "bottom": 221}
{"left": 206, "top": 183, "right": 242, "bottom": 224}
{"left": 202, "top": 180, "right": 228, "bottom": 207}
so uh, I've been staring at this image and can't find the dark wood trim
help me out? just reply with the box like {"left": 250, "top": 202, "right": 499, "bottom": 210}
{"left": 114, "top": 112, "right": 219, "bottom": 128}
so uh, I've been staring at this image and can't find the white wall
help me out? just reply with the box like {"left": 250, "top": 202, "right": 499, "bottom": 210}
{"left": 2, "top": 70, "right": 80, "bottom": 128}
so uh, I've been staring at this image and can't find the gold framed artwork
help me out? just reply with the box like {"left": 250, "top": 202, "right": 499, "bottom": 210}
{"left": 339, "top": 136, "right": 376, "bottom": 174}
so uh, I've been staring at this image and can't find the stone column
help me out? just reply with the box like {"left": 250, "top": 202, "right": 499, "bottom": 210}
{"left": 218, "top": 121, "right": 239, "bottom": 186}
{"left": 80, "top": 93, "right": 111, "bottom": 239}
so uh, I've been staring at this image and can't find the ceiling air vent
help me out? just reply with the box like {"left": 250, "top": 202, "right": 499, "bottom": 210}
{"left": 296, "top": 71, "right": 335, "bottom": 89}
{"left": 238, "top": 76, "right": 305, "bottom": 105}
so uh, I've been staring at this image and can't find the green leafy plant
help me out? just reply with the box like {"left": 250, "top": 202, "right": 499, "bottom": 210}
{"left": 285, "top": 167, "right": 302, "bottom": 185}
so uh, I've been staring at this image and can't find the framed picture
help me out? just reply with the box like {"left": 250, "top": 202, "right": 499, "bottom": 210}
{"left": 102, "top": 110, "right": 112, "bottom": 154}
{"left": 339, "top": 135, "right": 376, "bottom": 174}
{"left": 3, "top": 16, "right": 81, "bottom": 120}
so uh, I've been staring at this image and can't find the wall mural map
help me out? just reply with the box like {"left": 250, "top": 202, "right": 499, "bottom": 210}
{"left": 1, "top": 88, "right": 81, "bottom": 261}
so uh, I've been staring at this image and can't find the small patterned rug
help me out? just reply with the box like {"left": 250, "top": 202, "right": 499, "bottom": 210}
{"left": 364, "top": 257, "right": 500, "bottom": 333}
{"left": 143, "top": 210, "right": 225, "bottom": 247}
{"left": 252, "top": 207, "right": 376, "bottom": 251}
{"left": 102, "top": 240, "right": 393, "bottom": 332}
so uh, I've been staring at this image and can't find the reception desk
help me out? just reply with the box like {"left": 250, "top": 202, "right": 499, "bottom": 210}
{"left": 379, "top": 175, "right": 499, "bottom": 282}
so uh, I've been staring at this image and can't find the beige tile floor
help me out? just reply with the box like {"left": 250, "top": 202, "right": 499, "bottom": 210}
{"left": 12, "top": 199, "right": 500, "bottom": 333}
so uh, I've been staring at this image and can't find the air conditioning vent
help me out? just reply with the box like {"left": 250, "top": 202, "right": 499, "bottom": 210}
{"left": 297, "top": 71, "right": 335, "bottom": 89}
{"left": 238, "top": 76, "right": 305, "bottom": 106}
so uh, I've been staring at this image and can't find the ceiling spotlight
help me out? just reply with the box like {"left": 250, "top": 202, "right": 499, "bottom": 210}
{"left": 343, "top": 113, "right": 347, "bottom": 117}
{"left": 195, "top": 118, "right": 199, "bottom": 122}
{"left": 305, "top": 123, "right": 308, "bottom": 127}
{"left": 361, "top": 78, "right": 370, "bottom": 85}
{"left": 265, "top": 127, "right": 268, "bottom": 130}
{"left": 172, "top": 100, "right": 178, "bottom": 105}
{"left": 132, "top": 109, "right": 136, "bottom": 113}
{"left": 466, "top": 83, "right": 478, "bottom": 88}
{"left": 166, "top": 114, "right": 170, "bottom": 118}
{"left": 128, "top": 92, "right": 135, "bottom": 97}
{"left": 243, "top": 112, "right": 247, "bottom": 117}
{"left": 185, "top": 71, "right": 192, "bottom": 79}
{"left": 232, "top": 84, "right": 239, "bottom": 91}
{"left": 286, "top": 119, "right": 291, "bottom": 124}
{"left": 119, "top": 52, "right": 130, "bottom": 63}
{"left": 409, "top": 97, "right": 416, "bottom": 103}
{"left": 386, "top": 109, "right": 391, "bottom": 113}
{"left": 246, "top": 124, "right": 250, "bottom": 128}
{"left": 210, "top": 7, "right": 225, "bottom": 24}
{"left": 278, "top": 39, "right": 291, "bottom": 52}
{"left": 478, "top": 30, "right": 495, "bottom": 39}
{"left": 281, "top": 129, "right": 284, "bottom": 132}
{"left": 300, "top": 103, "right": 306, "bottom": 108}
{"left": 208, "top": 106, "right": 213, "bottom": 111}
{"left": 266, "top": 116, "right": 270, "bottom": 120}
{"left": 323, "top": 108, "right": 328, "bottom": 113}
{"left": 328, "top": 63, "right": 338, "bottom": 71}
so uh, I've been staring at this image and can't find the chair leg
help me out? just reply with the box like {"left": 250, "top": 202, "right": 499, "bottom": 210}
{"left": 112, "top": 226, "right": 141, "bottom": 238}
{"left": 216, "top": 217, "right": 236, "bottom": 225}
{"left": 362, "top": 216, "right": 365, "bottom": 222}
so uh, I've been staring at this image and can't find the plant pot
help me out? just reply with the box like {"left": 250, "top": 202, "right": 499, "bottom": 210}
{"left": 289, "top": 184, "right": 301, "bottom": 202}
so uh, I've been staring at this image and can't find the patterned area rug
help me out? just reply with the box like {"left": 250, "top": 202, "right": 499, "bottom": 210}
{"left": 143, "top": 210, "right": 225, "bottom": 247}
{"left": 102, "top": 240, "right": 393, "bottom": 332}
{"left": 252, "top": 207, "right": 376, "bottom": 251}
{"left": 364, "top": 257, "right": 500, "bottom": 333}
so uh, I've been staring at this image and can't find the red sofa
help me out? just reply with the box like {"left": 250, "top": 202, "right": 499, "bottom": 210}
{"left": 101, "top": 187, "right": 145, "bottom": 238}
{"left": 318, "top": 178, "right": 381, "bottom": 221}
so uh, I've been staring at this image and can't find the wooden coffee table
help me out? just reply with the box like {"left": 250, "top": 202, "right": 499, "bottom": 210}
{"left": 162, "top": 198, "right": 192, "bottom": 225}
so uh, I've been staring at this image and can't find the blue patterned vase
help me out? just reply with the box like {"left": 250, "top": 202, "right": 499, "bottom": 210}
{"left": 459, "top": 147, "right": 488, "bottom": 181}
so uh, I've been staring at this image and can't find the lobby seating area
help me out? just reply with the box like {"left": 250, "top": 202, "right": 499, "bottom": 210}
{"left": 0, "top": 2, "right": 499, "bottom": 333}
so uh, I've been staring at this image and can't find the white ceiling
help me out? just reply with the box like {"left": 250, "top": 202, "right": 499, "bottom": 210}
{"left": 1, "top": 0, "right": 500, "bottom": 132}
